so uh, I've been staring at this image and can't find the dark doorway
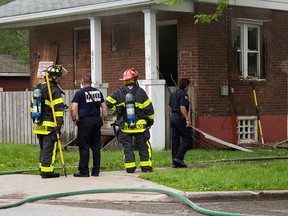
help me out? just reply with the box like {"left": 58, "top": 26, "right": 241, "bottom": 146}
{"left": 158, "top": 25, "right": 177, "bottom": 86}
{"left": 74, "top": 29, "right": 91, "bottom": 86}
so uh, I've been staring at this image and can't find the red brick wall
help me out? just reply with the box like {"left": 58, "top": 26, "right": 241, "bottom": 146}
{"left": 28, "top": 5, "right": 287, "bottom": 143}
{"left": 102, "top": 13, "right": 146, "bottom": 92}
{"left": 0, "top": 77, "right": 30, "bottom": 91}
{"left": 175, "top": 4, "right": 287, "bottom": 118}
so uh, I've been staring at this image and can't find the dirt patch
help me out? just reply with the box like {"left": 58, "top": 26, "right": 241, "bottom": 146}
{"left": 0, "top": 192, "right": 27, "bottom": 199}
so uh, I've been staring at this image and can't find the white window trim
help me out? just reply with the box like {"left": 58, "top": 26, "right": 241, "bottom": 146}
{"left": 237, "top": 19, "right": 263, "bottom": 79}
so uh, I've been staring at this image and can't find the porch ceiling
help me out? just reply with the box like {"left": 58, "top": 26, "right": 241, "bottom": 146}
{"left": 0, "top": 0, "right": 194, "bottom": 29}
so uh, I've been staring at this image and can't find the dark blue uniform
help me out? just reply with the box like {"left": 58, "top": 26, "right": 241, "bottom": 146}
{"left": 169, "top": 89, "right": 193, "bottom": 166}
{"left": 72, "top": 86, "right": 104, "bottom": 176}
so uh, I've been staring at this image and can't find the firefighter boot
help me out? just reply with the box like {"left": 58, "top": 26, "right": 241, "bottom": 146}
{"left": 173, "top": 158, "right": 187, "bottom": 168}
{"left": 141, "top": 166, "right": 153, "bottom": 172}
{"left": 126, "top": 167, "right": 136, "bottom": 173}
{"left": 41, "top": 172, "right": 60, "bottom": 179}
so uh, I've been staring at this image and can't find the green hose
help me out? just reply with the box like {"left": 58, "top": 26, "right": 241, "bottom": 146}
{"left": 0, "top": 187, "right": 249, "bottom": 216}
{"left": 4, "top": 156, "right": 286, "bottom": 215}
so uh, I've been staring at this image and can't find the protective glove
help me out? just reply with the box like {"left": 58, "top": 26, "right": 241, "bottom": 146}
{"left": 146, "top": 119, "right": 154, "bottom": 129}
{"left": 147, "top": 119, "right": 154, "bottom": 127}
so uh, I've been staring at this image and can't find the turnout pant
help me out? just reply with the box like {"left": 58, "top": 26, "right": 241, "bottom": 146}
{"left": 38, "top": 132, "right": 58, "bottom": 173}
{"left": 117, "top": 130, "right": 152, "bottom": 169}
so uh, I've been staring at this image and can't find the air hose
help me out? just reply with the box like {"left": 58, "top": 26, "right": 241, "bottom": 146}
{"left": 0, "top": 187, "right": 249, "bottom": 216}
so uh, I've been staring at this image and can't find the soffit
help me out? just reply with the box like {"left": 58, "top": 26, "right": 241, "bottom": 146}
{"left": 0, "top": 0, "right": 194, "bottom": 29}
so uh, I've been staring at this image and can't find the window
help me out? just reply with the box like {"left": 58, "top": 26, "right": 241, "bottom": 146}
{"left": 112, "top": 23, "right": 129, "bottom": 51}
{"left": 237, "top": 116, "right": 258, "bottom": 144}
{"left": 236, "top": 20, "right": 264, "bottom": 79}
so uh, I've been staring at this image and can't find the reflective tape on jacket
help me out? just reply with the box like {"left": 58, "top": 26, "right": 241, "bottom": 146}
{"left": 33, "top": 124, "right": 51, "bottom": 135}
{"left": 121, "top": 119, "right": 147, "bottom": 133}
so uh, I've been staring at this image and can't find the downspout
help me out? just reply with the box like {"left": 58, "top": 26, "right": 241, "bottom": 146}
{"left": 226, "top": 4, "right": 238, "bottom": 144}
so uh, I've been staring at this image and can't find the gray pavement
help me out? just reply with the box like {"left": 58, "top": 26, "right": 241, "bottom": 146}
{"left": 0, "top": 169, "right": 288, "bottom": 215}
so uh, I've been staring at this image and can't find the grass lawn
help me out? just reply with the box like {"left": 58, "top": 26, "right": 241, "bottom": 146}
{"left": 0, "top": 143, "right": 287, "bottom": 192}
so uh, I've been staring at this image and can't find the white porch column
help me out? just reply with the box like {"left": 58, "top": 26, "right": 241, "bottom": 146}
{"left": 143, "top": 9, "right": 158, "bottom": 80}
{"left": 138, "top": 80, "right": 166, "bottom": 150}
{"left": 142, "top": 9, "right": 166, "bottom": 150}
{"left": 89, "top": 17, "right": 108, "bottom": 98}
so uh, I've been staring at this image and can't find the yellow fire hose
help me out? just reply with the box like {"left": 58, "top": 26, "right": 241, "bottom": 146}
{"left": 45, "top": 72, "right": 67, "bottom": 177}
{"left": 251, "top": 81, "right": 264, "bottom": 145}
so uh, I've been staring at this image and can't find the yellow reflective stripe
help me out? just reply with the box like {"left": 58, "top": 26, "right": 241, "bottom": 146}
{"left": 53, "top": 98, "right": 63, "bottom": 105}
{"left": 40, "top": 141, "right": 57, "bottom": 172}
{"left": 45, "top": 99, "right": 50, "bottom": 106}
{"left": 143, "top": 98, "right": 151, "bottom": 108}
{"left": 125, "top": 162, "right": 136, "bottom": 168}
{"left": 137, "top": 119, "right": 147, "bottom": 125}
{"left": 45, "top": 98, "right": 63, "bottom": 107}
{"left": 147, "top": 140, "right": 153, "bottom": 167}
{"left": 121, "top": 120, "right": 147, "bottom": 133}
{"left": 54, "top": 111, "right": 64, "bottom": 117}
{"left": 33, "top": 130, "right": 50, "bottom": 135}
{"left": 140, "top": 161, "right": 150, "bottom": 167}
{"left": 106, "top": 96, "right": 117, "bottom": 104}
{"left": 40, "top": 166, "right": 54, "bottom": 172}
{"left": 33, "top": 124, "right": 50, "bottom": 135}
{"left": 148, "top": 114, "right": 154, "bottom": 120}
{"left": 140, "top": 140, "right": 152, "bottom": 167}
{"left": 116, "top": 102, "right": 125, "bottom": 107}
{"left": 135, "top": 102, "right": 143, "bottom": 109}
{"left": 121, "top": 128, "right": 146, "bottom": 133}
{"left": 42, "top": 121, "right": 56, "bottom": 127}
{"left": 111, "top": 106, "right": 116, "bottom": 111}
{"left": 135, "top": 99, "right": 151, "bottom": 109}
{"left": 51, "top": 141, "right": 57, "bottom": 167}
{"left": 30, "top": 107, "right": 33, "bottom": 112}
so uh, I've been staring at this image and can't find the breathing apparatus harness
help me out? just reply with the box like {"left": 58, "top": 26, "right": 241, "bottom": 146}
{"left": 32, "top": 88, "right": 42, "bottom": 124}
{"left": 111, "top": 84, "right": 143, "bottom": 136}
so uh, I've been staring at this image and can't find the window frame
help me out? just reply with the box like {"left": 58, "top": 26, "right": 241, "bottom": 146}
{"left": 237, "top": 116, "right": 258, "bottom": 144}
{"left": 237, "top": 19, "right": 264, "bottom": 79}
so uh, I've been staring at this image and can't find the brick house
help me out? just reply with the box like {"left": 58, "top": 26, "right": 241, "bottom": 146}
{"left": 0, "top": 0, "right": 287, "bottom": 150}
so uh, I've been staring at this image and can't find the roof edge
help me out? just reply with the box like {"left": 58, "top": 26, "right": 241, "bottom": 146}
{"left": 0, "top": 0, "right": 155, "bottom": 25}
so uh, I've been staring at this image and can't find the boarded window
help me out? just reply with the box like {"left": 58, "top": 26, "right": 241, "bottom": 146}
{"left": 112, "top": 23, "right": 129, "bottom": 51}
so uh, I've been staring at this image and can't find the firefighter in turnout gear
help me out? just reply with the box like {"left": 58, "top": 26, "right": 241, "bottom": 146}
{"left": 106, "top": 68, "right": 154, "bottom": 173}
{"left": 30, "top": 64, "right": 67, "bottom": 178}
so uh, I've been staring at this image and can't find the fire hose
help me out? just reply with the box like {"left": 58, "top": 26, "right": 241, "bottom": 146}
{"left": 0, "top": 186, "right": 249, "bottom": 216}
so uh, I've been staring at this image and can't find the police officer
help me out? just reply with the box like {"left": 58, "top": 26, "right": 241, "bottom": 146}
{"left": 31, "top": 64, "right": 67, "bottom": 178}
{"left": 168, "top": 78, "right": 192, "bottom": 168}
{"left": 70, "top": 75, "right": 107, "bottom": 177}
{"left": 106, "top": 68, "right": 154, "bottom": 173}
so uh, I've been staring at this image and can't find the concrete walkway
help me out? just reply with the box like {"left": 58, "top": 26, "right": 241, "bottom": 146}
{"left": 1, "top": 169, "right": 288, "bottom": 205}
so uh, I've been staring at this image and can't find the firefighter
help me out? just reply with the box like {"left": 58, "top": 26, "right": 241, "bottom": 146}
{"left": 30, "top": 64, "right": 67, "bottom": 178}
{"left": 106, "top": 68, "right": 154, "bottom": 173}
{"left": 168, "top": 78, "right": 192, "bottom": 168}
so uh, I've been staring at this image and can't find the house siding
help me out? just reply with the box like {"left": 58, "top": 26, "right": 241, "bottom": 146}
{"left": 0, "top": 77, "right": 30, "bottom": 91}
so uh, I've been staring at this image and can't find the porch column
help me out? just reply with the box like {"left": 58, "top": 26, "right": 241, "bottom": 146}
{"left": 142, "top": 9, "right": 166, "bottom": 150}
{"left": 89, "top": 17, "right": 108, "bottom": 98}
{"left": 143, "top": 9, "right": 158, "bottom": 80}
